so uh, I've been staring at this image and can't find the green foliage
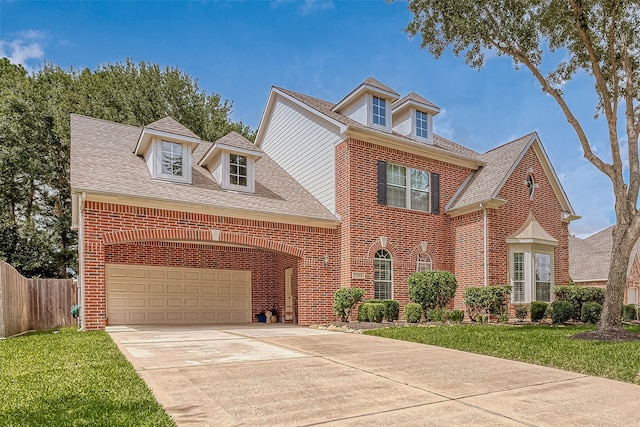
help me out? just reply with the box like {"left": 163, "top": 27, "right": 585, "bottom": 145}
{"left": 365, "top": 324, "right": 640, "bottom": 384}
{"left": 554, "top": 286, "right": 605, "bottom": 320}
{"left": 0, "top": 58, "right": 254, "bottom": 278}
{"left": 332, "top": 288, "right": 365, "bottom": 322}
{"left": 404, "top": 303, "right": 422, "bottom": 323}
{"left": 0, "top": 328, "right": 175, "bottom": 426}
{"left": 581, "top": 302, "right": 602, "bottom": 324}
{"left": 550, "top": 301, "right": 574, "bottom": 324}
{"left": 623, "top": 304, "right": 639, "bottom": 322}
{"left": 426, "top": 308, "right": 447, "bottom": 322}
{"left": 448, "top": 309, "right": 464, "bottom": 323}
{"left": 462, "top": 286, "right": 512, "bottom": 322}
{"left": 514, "top": 304, "right": 529, "bottom": 320}
{"left": 408, "top": 270, "right": 457, "bottom": 313}
{"left": 357, "top": 302, "right": 369, "bottom": 322}
{"left": 367, "top": 303, "right": 385, "bottom": 323}
{"left": 531, "top": 301, "right": 548, "bottom": 322}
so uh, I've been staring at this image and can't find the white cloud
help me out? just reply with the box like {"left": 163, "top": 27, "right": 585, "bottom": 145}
{"left": 0, "top": 30, "right": 45, "bottom": 67}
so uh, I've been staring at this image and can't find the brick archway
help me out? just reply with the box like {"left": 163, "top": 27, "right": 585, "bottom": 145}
{"left": 101, "top": 228, "right": 304, "bottom": 258}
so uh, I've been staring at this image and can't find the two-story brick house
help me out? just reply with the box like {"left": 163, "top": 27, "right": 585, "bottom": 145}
{"left": 71, "top": 77, "right": 579, "bottom": 330}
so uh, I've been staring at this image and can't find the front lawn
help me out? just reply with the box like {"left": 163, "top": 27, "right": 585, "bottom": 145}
{"left": 365, "top": 324, "right": 640, "bottom": 384}
{"left": 0, "top": 328, "right": 175, "bottom": 426}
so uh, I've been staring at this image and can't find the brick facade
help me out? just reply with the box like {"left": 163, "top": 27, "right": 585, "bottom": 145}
{"left": 81, "top": 201, "right": 338, "bottom": 329}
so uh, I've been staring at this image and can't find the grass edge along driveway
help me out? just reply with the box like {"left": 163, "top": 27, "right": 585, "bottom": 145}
{"left": 0, "top": 328, "right": 175, "bottom": 427}
{"left": 365, "top": 324, "right": 640, "bottom": 384}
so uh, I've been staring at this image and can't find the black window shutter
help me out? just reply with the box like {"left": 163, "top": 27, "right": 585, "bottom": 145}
{"left": 431, "top": 172, "right": 440, "bottom": 214}
{"left": 377, "top": 160, "right": 387, "bottom": 205}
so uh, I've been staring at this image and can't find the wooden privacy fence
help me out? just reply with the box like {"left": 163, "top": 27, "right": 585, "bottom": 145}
{"left": 0, "top": 261, "right": 77, "bottom": 338}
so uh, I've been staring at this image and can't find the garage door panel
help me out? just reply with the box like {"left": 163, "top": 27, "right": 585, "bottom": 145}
{"left": 106, "top": 265, "right": 251, "bottom": 325}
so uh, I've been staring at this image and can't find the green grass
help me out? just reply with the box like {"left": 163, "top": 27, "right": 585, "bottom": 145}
{"left": 0, "top": 328, "right": 175, "bottom": 427}
{"left": 365, "top": 324, "right": 640, "bottom": 384}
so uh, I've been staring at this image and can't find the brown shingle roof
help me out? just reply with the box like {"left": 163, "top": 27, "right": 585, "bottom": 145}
{"left": 211, "top": 131, "right": 263, "bottom": 154}
{"left": 361, "top": 77, "right": 399, "bottom": 96}
{"left": 392, "top": 92, "right": 439, "bottom": 111}
{"left": 447, "top": 133, "right": 534, "bottom": 211}
{"left": 569, "top": 234, "right": 611, "bottom": 281}
{"left": 145, "top": 117, "right": 200, "bottom": 139}
{"left": 70, "top": 114, "right": 338, "bottom": 224}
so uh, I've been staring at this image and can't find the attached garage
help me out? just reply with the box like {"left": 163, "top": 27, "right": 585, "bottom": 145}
{"left": 106, "top": 264, "right": 252, "bottom": 325}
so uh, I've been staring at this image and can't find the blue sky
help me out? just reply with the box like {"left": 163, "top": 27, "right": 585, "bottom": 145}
{"left": 1, "top": 0, "right": 616, "bottom": 237}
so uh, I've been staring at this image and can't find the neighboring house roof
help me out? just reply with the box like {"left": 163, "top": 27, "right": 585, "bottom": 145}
{"left": 570, "top": 225, "right": 640, "bottom": 282}
{"left": 268, "top": 86, "right": 483, "bottom": 164}
{"left": 145, "top": 117, "right": 200, "bottom": 139}
{"left": 446, "top": 133, "right": 577, "bottom": 218}
{"left": 70, "top": 114, "right": 339, "bottom": 226}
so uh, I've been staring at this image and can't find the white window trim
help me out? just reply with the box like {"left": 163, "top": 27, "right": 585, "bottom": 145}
{"left": 416, "top": 253, "right": 432, "bottom": 272}
{"left": 386, "top": 163, "right": 431, "bottom": 213}
{"left": 221, "top": 151, "right": 255, "bottom": 193}
{"left": 509, "top": 244, "right": 554, "bottom": 303}
{"left": 374, "top": 249, "right": 393, "bottom": 299}
{"left": 369, "top": 94, "right": 391, "bottom": 132}
{"left": 153, "top": 139, "right": 192, "bottom": 184}
{"left": 412, "top": 109, "right": 433, "bottom": 143}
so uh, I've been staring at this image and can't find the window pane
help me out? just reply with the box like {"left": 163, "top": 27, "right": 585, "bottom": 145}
{"left": 161, "top": 141, "right": 183, "bottom": 177}
{"left": 513, "top": 252, "right": 525, "bottom": 302}
{"left": 373, "top": 96, "right": 386, "bottom": 126}
{"left": 411, "top": 190, "right": 430, "bottom": 211}
{"left": 387, "top": 186, "right": 405, "bottom": 208}
{"left": 386, "top": 164, "right": 406, "bottom": 208}
{"left": 535, "top": 253, "right": 551, "bottom": 302}
{"left": 416, "top": 111, "right": 428, "bottom": 138}
{"left": 374, "top": 249, "right": 392, "bottom": 299}
{"left": 410, "top": 169, "right": 429, "bottom": 211}
{"left": 410, "top": 169, "right": 429, "bottom": 191}
{"left": 229, "top": 154, "right": 248, "bottom": 187}
{"left": 387, "top": 164, "right": 406, "bottom": 186}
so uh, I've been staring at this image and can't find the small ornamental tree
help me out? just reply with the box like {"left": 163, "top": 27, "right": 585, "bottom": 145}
{"left": 332, "top": 288, "right": 365, "bottom": 322}
{"left": 408, "top": 271, "right": 457, "bottom": 313}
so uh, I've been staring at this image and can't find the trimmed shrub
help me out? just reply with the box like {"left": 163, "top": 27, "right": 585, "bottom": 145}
{"left": 623, "top": 304, "right": 639, "bottom": 321}
{"left": 462, "top": 286, "right": 512, "bottom": 322}
{"left": 333, "top": 288, "right": 365, "bottom": 322}
{"left": 448, "top": 309, "right": 464, "bottom": 323}
{"left": 531, "top": 301, "right": 548, "bottom": 322}
{"left": 383, "top": 299, "right": 400, "bottom": 321}
{"left": 426, "top": 308, "right": 448, "bottom": 322}
{"left": 357, "top": 303, "right": 370, "bottom": 322}
{"left": 408, "top": 271, "right": 457, "bottom": 313}
{"left": 554, "top": 285, "right": 605, "bottom": 320}
{"left": 367, "top": 303, "right": 385, "bottom": 323}
{"left": 550, "top": 300, "right": 573, "bottom": 324}
{"left": 405, "top": 303, "right": 422, "bottom": 323}
{"left": 514, "top": 304, "right": 529, "bottom": 321}
{"left": 581, "top": 302, "right": 602, "bottom": 324}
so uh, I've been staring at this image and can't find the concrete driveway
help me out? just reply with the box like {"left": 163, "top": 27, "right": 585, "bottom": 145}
{"left": 109, "top": 325, "right": 639, "bottom": 426}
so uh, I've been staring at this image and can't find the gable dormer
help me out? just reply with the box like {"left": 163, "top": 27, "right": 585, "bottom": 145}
{"left": 332, "top": 77, "right": 399, "bottom": 132}
{"left": 392, "top": 92, "right": 441, "bottom": 144}
{"left": 134, "top": 117, "right": 201, "bottom": 184}
{"left": 199, "top": 132, "right": 264, "bottom": 194}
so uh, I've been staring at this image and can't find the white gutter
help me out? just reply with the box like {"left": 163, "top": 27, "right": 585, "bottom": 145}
{"left": 78, "top": 192, "right": 86, "bottom": 331}
{"left": 482, "top": 204, "right": 488, "bottom": 287}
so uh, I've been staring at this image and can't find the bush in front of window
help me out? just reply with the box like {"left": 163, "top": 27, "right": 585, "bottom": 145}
{"left": 554, "top": 285, "right": 605, "bottom": 320}
{"left": 357, "top": 302, "right": 369, "bottom": 321}
{"left": 367, "top": 303, "right": 386, "bottom": 323}
{"left": 623, "top": 304, "right": 639, "bottom": 321}
{"left": 581, "top": 302, "right": 602, "bottom": 324}
{"left": 550, "top": 300, "right": 574, "bottom": 324}
{"left": 530, "top": 301, "right": 548, "bottom": 322}
{"left": 462, "top": 285, "right": 512, "bottom": 322}
{"left": 356, "top": 299, "right": 400, "bottom": 322}
{"left": 408, "top": 271, "right": 457, "bottom": 314}
{"left": 333, "top": 288, "right": 366, "bottom": 322}
{"left": 405, "top": 303, "right": 422, "bottom": 323}
{"left": 514, "top": 304, "right": 529, "bottom": 321}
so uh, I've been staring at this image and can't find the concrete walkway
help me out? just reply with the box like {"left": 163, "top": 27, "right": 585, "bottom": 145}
{"left": 109, "top": 325, "right": 639, "bottom": 426}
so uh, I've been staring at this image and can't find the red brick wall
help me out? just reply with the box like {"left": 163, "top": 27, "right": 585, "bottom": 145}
{"left": 334, "top": 138, "right": 473, "bottom": 311}
{"left": 451, "top": 211, "right": 485, "bottom": 310}
{"left": 81, "top": 201, "right": 338, "bottom": 329}
{"left": 489, "top": 146, "right": 570, "bottom": 288}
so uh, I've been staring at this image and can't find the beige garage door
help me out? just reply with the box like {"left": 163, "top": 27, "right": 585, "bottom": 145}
{"left": 106, "top": 264, "right": 252, "bottom": 325}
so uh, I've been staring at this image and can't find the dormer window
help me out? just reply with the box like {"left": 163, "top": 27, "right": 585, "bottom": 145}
{"left": 161, "top": 141, "right": 184, "bottom": 177}
{"left": 229, "top": 153, "right": 248, "bottom": 188}
{"left": 372, "top": 96, "right": 387, "bottom": 127}
{"left": 415, "top": 111, "right": 428, "bottom": 139}
{"left": 198, "top": 131, "right": 264, "bottom": 194}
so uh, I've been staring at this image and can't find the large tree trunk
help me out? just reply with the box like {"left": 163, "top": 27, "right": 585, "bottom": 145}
{"left": 598, "top": 224, "right": 633, "bottom": 332}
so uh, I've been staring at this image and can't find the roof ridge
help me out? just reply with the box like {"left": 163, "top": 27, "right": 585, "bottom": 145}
{"left": 482, "top": 132, "right": 536, "bottom": 156}
{"left": 71, "top": 114, "right": 143, "bottom": 131}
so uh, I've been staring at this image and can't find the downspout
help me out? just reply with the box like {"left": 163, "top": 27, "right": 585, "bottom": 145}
{"left": 481, "top": 204, "right": 488, "bottom": 287}
{"left": 78, "top": 192, "right": 86, "bottom": 331}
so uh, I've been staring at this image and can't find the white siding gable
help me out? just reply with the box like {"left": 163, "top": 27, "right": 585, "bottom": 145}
{"left": 260, "top": 96, "right": 343, "bottom": 214}
{"left": 341, "top": 98, "right": 368, "bottom": 127}
{"left": 392, "top": 109, "right": 411, "bottom": 137}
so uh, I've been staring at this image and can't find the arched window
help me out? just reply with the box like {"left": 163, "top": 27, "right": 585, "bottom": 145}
{"left": 374, "top": 249, "right": 392, "bottom": 299}
{"left": 416, "top": 253, "right": 432, "bottom": 272}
